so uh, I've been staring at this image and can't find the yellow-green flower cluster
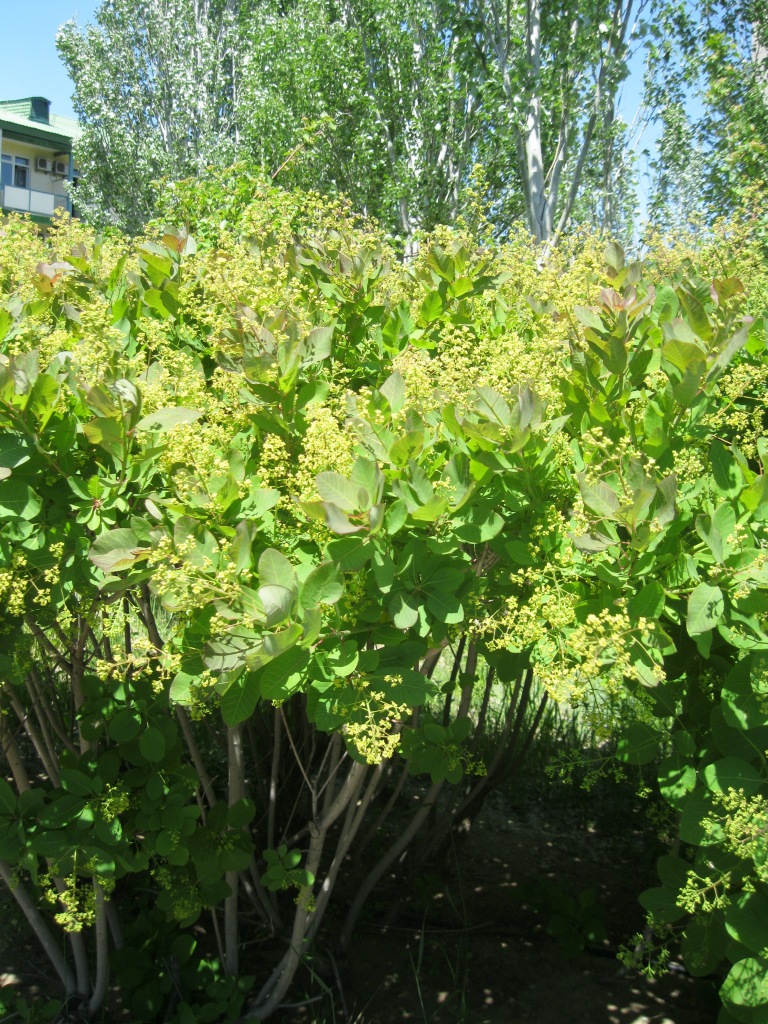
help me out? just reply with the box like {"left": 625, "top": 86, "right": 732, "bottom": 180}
{"left": 294, "top": 404, "right": 356, "bottom": 502}
{"left": 704, "top": 787, "right": 768, "bottom": 885}
{"left": 41, "top": 872, "right": 97, "bottom": 934}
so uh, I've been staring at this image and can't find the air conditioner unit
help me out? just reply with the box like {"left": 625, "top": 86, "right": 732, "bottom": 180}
{"left": 53, "top": 161, "right": 68, "bottom": 176}
{"left": 36, "top": 157, "right": 52, "bottom": 173}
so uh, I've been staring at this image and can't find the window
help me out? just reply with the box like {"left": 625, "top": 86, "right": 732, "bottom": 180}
{"left": 1, "top": 155, "right": 29, "bottom": 189}
{"left": 13, "top": 157, "right": 29, "bottom": 189}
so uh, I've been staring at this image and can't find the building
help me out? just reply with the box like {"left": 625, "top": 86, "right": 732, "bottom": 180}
{"left": 0, "top": 97, "right": 79, "bottom": 223}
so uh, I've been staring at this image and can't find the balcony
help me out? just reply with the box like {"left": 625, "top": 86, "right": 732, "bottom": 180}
{"left": 1, "top": 184, "right": 68, "bottom": 216}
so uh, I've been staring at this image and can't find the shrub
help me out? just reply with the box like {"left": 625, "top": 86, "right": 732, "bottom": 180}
{"left": 0, "top": 195, "right": 766, "bottom": 1019}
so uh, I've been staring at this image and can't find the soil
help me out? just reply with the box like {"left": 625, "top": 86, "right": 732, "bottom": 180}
{"left": 274, "top": 786, "right": 721, "bottom": 1024}
{"left": 1, "top": 784, "right": 722, "bottom": 1024}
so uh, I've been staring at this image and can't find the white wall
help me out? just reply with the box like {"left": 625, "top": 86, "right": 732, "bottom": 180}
{"left": 1, "top": 138, "right": 69, "bottom": 198}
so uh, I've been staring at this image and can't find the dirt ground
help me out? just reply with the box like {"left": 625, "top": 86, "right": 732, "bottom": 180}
{"left": 0, "top": 785, "right": 721, "bottom": 1024}
{"left": 275, "top": 788, "right": 721, "bottom": 1024}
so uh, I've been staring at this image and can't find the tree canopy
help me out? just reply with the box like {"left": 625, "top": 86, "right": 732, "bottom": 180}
{"left": 1, "top": 172, "right": 767, "bottom": 1019}
{"left": 56, "top": 0, "right": 692, "bottom": 242}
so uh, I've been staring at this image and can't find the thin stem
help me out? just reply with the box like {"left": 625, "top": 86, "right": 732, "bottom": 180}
{"left": 23, "top": 616, "right": 72, "bottom": 675}
{"left": 225, "top": 724, "right": 245, "bottom": 976}
{"left": 3, "top": 683, "right": 60, "bottom": 787}
{"left": 176, "top": 707, "right": 217, "bottom": 808}
{"left": 0, "top": 859, "right": 77, "bottom": 995}
{"left": 27, "top": 668, "right": 77, "bottom": 754}
{"left": 267, "top": 707, "right": 281, "bottom": 851}
{"left": 280, "top": 707, "right": 314, "bottom": 801}
{"left": 0, "top": 709, "right": 31, "bottom": 792}
{"left": 88, "top": 880, "right": 109, "bottom": 1015}
{"left": 306, "top": 762, "right": 383, "bottom": 946}
{"left": 340, "top": 779, "right": 445, "bottom": 950}
{"left": 246, "top": 760, "right": 368, "bottom": 1020}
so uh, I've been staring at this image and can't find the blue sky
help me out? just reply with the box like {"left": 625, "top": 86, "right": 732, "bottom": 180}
{"left": 0, "top": 0, "right": 99, "bottom": 119}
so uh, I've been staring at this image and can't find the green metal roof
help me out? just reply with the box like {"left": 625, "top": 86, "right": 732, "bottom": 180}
{"left": 0, "top": 98, "right": 80, "bottom": 144}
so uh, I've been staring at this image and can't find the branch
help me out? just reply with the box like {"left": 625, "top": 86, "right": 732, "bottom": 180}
{"left": 339, "top": 778, "right": 445, "bottom": 950}
{"left": 0, "top": 860, "right": 78, "bottom": 995}
{"left": 547, "top": 0, "right": 633, "bottom": 251}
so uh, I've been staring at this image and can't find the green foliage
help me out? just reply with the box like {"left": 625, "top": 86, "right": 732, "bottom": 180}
{"left": 0, "top": 198, "right": 766, "bottom": 1019}
{"left": 57, "top": 0, "right": 244, "bottom": 232}
{"left": 541, "top": 884, "right": 608, "bottom": 959}
{"left": 58, "top": 0, "right": 655, "bottom": 242}
{"left": 645, "top": 2, "right": 768, "bottom": 235}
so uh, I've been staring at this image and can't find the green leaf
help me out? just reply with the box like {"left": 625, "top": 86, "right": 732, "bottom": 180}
{"left": 0, "top": 434, "right": 32, "bottom": 472}
{"left": 410, "top": 495, "right": 449, "bottom": 521}
{"left": 573, "top": 306, "right": 605, "bottom": 332}
{"left": 711, "top": 441, "right": 743, "bottom": 498}
{"left": 423, "top": 723, "right": 446, "bottom": 743}
{"left": 320, "top": 502, "right": 364, "bottom": 535}
{"left": 426, "top": 590, "right": 464, "bottom": 624}
{"left": 741, "top": 475, "right": 768, "bottom": 512}
{"left": 166, "top": 658, "right": 207, "bottom": 705}
{"left": 454, "top": 506, "right": 504, "bottom": 543}
{"left": 325, "top": 535, "right": 371, "bottom": 571}
{"left": 258, "top": 549, "right": 297, "bottom": 591}
{"left": 90, "top": 529, "right": 150, "bottom": 572}
{"left": 301, "top": 562, "right": 345, "bottom": 607}
{"left": 204, "top": 631, "right": 260, "bottom": 673}
{"left": 679, "top": 788, "right": 720, "bottom": 845}
{"left": 627, "top": 581, "right": 665, "bottom": 621}
{"left": 0, "top": 480, "right": 42, "bottom": 520}
{"left": 604, "top": 241, "right": 625, "bottom": 272}
{"left": 108, "top": 710, "right": 142, "bottom": 743}
{"left": 306, "top": 325, "right": 333, "bottom": 363}
{"left": 379, "top": 371, "right": 405, "bottom": 414}
{"left": 475, "top": 386, "right": 510, "bottom": 426}
{"left": 139, "top": 727, "right": 166, "bottom": 762}
{"left": 653, "top": 285, "right": 679, "bottom": 323}
{"left": 26, "top": 373, "right": 59, "bottom": 430}
{"left": 228, "top": 798, "right": 257, "bottom": 829}
{"left": 725, "top": 893, "right": 768, "bottom": 958}
{"left": 389, "top": 431, "right": 425, "bottom": 466}
{"left": 662, "top": 335, "right": 705, "bottom": 373}
{"left": 262, "top": 624, "right": 302, "bottom": 658}
{"left": 378, "top": 668, "right": 427, "bottom": 708}
{"left": 260, "top": 648, "right": 309, "bottom": 700}
{"left": 448, "top": 276, "right": 474, "bottom": 298}
{"left": 703, "top": 758, "right": 764, "bottom": 797}
{"left": 682, "top": 915, "right": 727, "bottom": 978}
{"left": 420, "top": 290, "right": 444, "bottom": 323}
{"left": 638, "top": 886, "right": 687, "bottom": 924}
{"left": 258, "top": 585, "right": 294, "bottom": 627}
{"left": 687, "top": 583, "right": 725, "bottom": 636}
{"left": 391, "top": 592, "right": 420, "bottom": 630}
{"left": 59, "top": 768, "right": 96, "bottom": 797}
{"left": 721, "top": 958, "right": 768, "bottom": 1013}
{"left": 351, "top": 458, "right": 382, "bottom": 503}
{"left": 135, "top": 407, "right": 201, "bottom": 432}
{"left": 385, "top": 500, "right": 408, "bottom": 536}
{"left": 616, "top": 722, "right": 660, "bottom": 765}
{"left": 505, "top": 539, "right": 536, "bottom": 565}
{"left": 220, "top": 674, "right": 261, "bottom": 725}
{"left": 578, "top": 474, "right": 620, "bottom": 518}
{"left": 82, "top": 416, "right": 124, "bottom": 457}
{"left": 678, "top": 285, "right": 713, "bottom": 342}
{"left": 316, "top": 472, "right": 360, "bottom": 512}
{"left": 325, "top": 640, "right": 359, "bottom": 677}
{"left": 657, "top": 754, "right": 696, "bottom": 809}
